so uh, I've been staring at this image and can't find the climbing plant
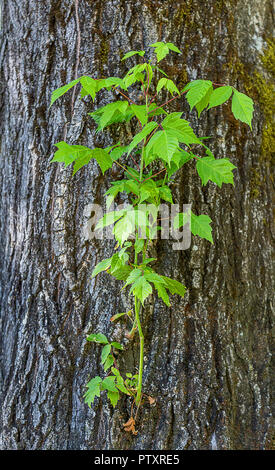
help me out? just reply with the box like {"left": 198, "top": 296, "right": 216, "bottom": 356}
{"left": 50, "top": 41, "right": 254, "bottom": 434}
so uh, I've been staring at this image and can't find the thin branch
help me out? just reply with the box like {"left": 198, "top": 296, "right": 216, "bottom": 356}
{"left": 141, "top": 168, "right": 166, "bottom": 183}
{"left": 148, "top": 90, "right": 187, "bottom": 115}
{"left": 113, "top": 160, "right": 140, "bottom": 182}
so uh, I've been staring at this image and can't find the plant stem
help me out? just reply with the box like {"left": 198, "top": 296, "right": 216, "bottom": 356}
{"left": 134, "top": 295, "right": 144, "bottom": 406}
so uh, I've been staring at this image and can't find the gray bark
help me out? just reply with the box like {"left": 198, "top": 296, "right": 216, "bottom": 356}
{"left": 0, "top": 0, "right": 274, "bottom": 450}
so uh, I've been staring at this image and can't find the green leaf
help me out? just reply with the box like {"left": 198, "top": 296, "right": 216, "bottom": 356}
{"left": 154, "top": 282, "right": 171, "bottom": 306}
{"left": 134, "top": 238, "right": 145, "bottom": 254}
{"left": 102, "top": 77, "right": 127, "bottom": 91}
{"left": 83, "top": 376, "right": 102, "bottom": 407}
{"left": 95, "top": 210, "right": 125, "bottom": 231}
{"left": 87, "top": 333, "right": 108, "bottom": 344}
{"left": 111, "top": 367, "right": 120, "bottom": 376}
{"left": 161, "top": 276, "right": 186, "bottom": 298}
{"left": 130, "top": 104, "right": 149, "bottom": 126}
{"left": 145, "top": 129, "right": 179, "bottom": 164}
{"left": 122, "top": 50, "right": 145, "bottom": 60}
{"left": 183, "top": 80, "right": 213, "bottom": 111}
{"left": 103, "top": 355, "right": 114, "bottom": 371}
{"left": 115, "top": 376, "right": 130, "bottom": 395}
{"left": 129, "top": 276, "right": 152, "bottom": 304}
{"left": 90, "top": 101, "right": 130, "bottom": 132}
{"left": 158, "top": 186, "right": 173, "bottom": 203}
{"left": 175, "top": 210, "right": 213, "bottom": 243}
{"left": 107, "top": 390, "right": 120, "bottom": 407}
{"left": 109, "top": 145, "right": 128, "bottom": 161}
{"left": 166, "top": 42, "right": 182, "bottom": 54}
{"left": 51, "top": 142, "right": 113, "bottom": 175}
{"left": 161, "top": 113, "right": 201, "bottom": 145}
{"left": 190, "top": 212, "right": 213, "bottom": 243}
{"left": 127, "top": 121, "right": 158, "bottom": 155}
{"left": 111, "top": 342, "right": 124, "bottom": 350}
{"left": 231, "top": 89, "right": 254, "bottom": 128}
{"left": 150, "top": 42, "right": 170, "bottom": 62}
{"left": 124, "top": 268, "right": 143, "bottom": 287}
{"left": 150, "top": 42, "right": 181, "bottom": 62}
{"left": 110, "top": 311, "right": 131, "bottom": 322}
{"left": 91, "top": 258, "right": 112, "bottom": 278}
{"left": 195, "top": 85, "right": 213, "bottom": 117}
{"left": 110, "top": 265, "right": 132, "bottom": 281}
{"left": 80, "top": 76, "right": 97, "bottom": 101}
{"left": 91, "top": 148, "right": 113, "bottom": 175}
{"left": 208, "top": 86, "right": 233, "bottom": 109}
{"left": 168, "top": 150, "right": 193, "bottom": 177}
{"left": 101, "top": 376, "right": 118, "bottom": 392}
{"left": 123, "top": 64, "right": 147, "bottom": 88}
{"left": 101, "top": 344, "right": 111, "bottom": 364}
{"left": 196, "top": 157, "right": 237, "bottom": 187}
{"left": 50, "top": 78, "right": 80, "bottom": 106}
{"left": 157, "top": 78, "right": 180, "bottom": 95}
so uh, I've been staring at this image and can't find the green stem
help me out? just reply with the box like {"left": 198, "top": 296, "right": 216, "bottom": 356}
{"left": 134, "top": 295, "right": 144, "bottom": 405}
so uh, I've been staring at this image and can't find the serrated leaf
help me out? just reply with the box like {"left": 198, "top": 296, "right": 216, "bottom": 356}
{"left": 111, "top": 342, "right": 123, "bottom": 350}
{"left": 161, "top": 114, "right": 201, "bottom": 145}
{"left": 166, "top": 42, "right": 181, "bottom": 54}
{"left": 95, "top": 210, "right": 125, "bottom": 231}
{"left": 157, "top": 78, "right": 180, "bottom": 95}
{"left": 111, "top": 265, "right": 132, "bottom": 281}
{"left": 129, "top": 276, "right": 152, "bottom": 304}
{"left": 130, "top": 104, "right": 148, "bottom": 126}
{"left": 83, "top": 376, "right": 102, "bottom": 407}
{"left": 231, "top": 89, "right": 254, "bottom": 128}
{"left": 101, "top": 344, "right": 111, "bottom": 364}
{"left": 109, "top": 145, "right": 128, "bottom": 161}
{"left": 123, "top": 64, "right": 147, "bottom": 88}
{"left": 208, "top": 86, "right": 233, "bottom": 109}
{"left": 127, "top": 121, "right": 158, "bottom": 155}
{"left": 103, "top": 77, "right": 127, "bottom": 91}
{"left": 154, "top": 282, "right": 171, "bottom": 306}
{"left": 91, "top": 258, "right": 112, "bottom": 278}
{"left": 150, "top": 42, "right": 170, "bottom": 62}
{"left": 158, "top": 185, "right": 173, "bottom": 203}
{"left": 196, "top": 157, "right": 237, "bottom": 187}
{"left": 195, "top": 86, "right": 213, "bottom": 117}
{"left": 91, "top": 148, "right": 113, "bottom": 175}
{"left": 101, "top": 376, "right": 118, "bottom": 392}
{"left": 122, "top": 50, "right": 145, "bottom": 60}
{"left": 103, "top": 355, "right": 114, "bottom": 371}
{"left": 115, "top": 376, "right": 130, "bottom": 395}
{"left": 146, "top": 129, "right": 179, "bottom": 164}
{"left": 175, "top": 210, "right": 213, "bottom": 243}
{"left": 90, "top": 101, "right": 130, "bottom": 132}
{"left": 183, "top": 80, "right": 213, "bottom": 111}
{"left": 107, "top": 390, "right": 120, "bottom": 407}
{"left": 87, "top": 333, "right": 109, "bottom": 344}
{"left": 150, "top": 41, "right": 181, "bottom": 62}
{"left": 190, "top": 212, "right": 213, "bottom": 243}
{"left": 80, "top": 76, "right": 97, "bottom": 101}
{"left": 51, "top": 142, "right": 113, "bottom": 175}
{"left": 124, "top": 268, "right": 143, "bottom": 287}
{"left": 50, "top": 78, "right": 80, "bottom": 106}
{"left": 161, "top": 276, "right": 186, "bottom": 298}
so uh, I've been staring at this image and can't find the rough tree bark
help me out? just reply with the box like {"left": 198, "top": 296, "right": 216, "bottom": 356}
{"left": 0, "top": 0, "right": 274, "bottom": 450}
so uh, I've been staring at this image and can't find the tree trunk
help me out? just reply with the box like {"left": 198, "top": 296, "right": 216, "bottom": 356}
{"left": 0, "top": 0, "right": 274, "bottom": 450}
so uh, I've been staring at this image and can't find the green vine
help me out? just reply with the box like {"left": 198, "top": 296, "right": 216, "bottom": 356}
{"left": 50, "top": 41, "right": 254, "bottom": 434}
